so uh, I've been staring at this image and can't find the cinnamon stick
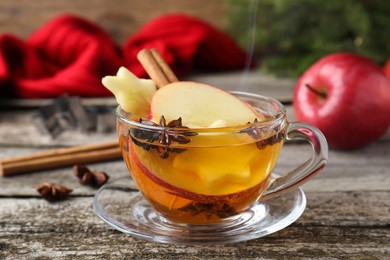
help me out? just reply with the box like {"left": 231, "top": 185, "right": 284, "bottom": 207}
{"left": 150, "top": 48, "right": 179, "bottom": 83}
{"left": 0, "top": 141, "right": 121, "bottom": 176}
{"left": 137, "top": 48, "right": 178, "bottom": 88}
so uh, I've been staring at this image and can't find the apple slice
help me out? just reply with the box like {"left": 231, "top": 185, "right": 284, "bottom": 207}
{"left": 129, "top": 141, "right": 265, "bottom": 201}
{"left": 150, "top": 82, "right": 263, "bottom": 127}
{"left": 172, "top": 145, "right": 259, "bottom": 187}
{"left": 102, "top": 66, "right": 156, "bottom": 117}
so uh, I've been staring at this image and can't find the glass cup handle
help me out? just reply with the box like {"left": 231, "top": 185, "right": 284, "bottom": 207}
{"left": 262, "top": 122, "right": 328, "bottom": 200}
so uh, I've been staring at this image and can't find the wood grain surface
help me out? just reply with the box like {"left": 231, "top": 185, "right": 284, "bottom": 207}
{"left": 1, "top": 73, "right": 390, "bottom": 259}
{"left": 0, "top": 190, "right": 388, "bottom": 259}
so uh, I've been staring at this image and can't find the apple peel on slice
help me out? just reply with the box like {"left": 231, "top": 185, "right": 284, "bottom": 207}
{"left": 150, "top": 82, "right": 264, "bottom": 127}
{"left": 102, "top": 67, "right": 157, "bottom": 117}
{"left": 130, "top": 141, "right": 265, "bottom": 199}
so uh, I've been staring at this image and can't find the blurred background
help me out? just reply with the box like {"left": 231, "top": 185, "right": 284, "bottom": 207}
{"left": 0, "top": 1, "right": 225, "bottom": 43}
{"left": 227, "top": 0, "right": 390, "bottom": 77}
{"left": 1, "top": 0, "right": 388, "bottom": 78}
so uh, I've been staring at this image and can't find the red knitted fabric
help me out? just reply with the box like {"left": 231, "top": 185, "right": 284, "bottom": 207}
{"left": 0, "top": 14, "right": 252, "bottom": 98}
{"left": 124, "top": 14, "right": 251, "bottom": 78}
{"left": 0, "top": 15, "right": 122, "bottom": 98}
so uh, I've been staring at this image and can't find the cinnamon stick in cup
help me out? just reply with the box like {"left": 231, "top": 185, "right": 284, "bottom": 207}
{"left": 137, "top": 48, "right": 178, "bottom": 88}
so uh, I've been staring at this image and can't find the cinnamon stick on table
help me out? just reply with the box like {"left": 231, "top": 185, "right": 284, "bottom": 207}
{"left": 0, "top": 141, "right": 121, "bottom": 176}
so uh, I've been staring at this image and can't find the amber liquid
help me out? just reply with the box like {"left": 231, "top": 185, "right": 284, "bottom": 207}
{"left": 117, "top": 119, "right": 284, "bottom": 224}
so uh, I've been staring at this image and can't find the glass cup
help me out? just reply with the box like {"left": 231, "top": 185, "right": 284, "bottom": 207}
{"left": 116, "top": 91, "right": 328, "bottom": 225}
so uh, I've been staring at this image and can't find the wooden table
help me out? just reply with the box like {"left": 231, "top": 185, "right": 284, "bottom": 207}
{"left": 1, "top": 72, "right": 389, "bottom": 259}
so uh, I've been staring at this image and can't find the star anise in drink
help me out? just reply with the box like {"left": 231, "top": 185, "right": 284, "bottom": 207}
{"left": 178, "top": 202, "right": 238, "bottom": 219}
{"left": 130, "top": 116, "right": 197, "bottom": 158}
{"left": 241, "top": 118, "right": 285, "bottom": 149}
{"left": 242, "top": 118, "right": 262, "bottom": 139}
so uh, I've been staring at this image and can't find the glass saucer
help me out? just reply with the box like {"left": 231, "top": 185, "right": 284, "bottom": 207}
{"left": 93, "top": 176, "right": 306, "bottom": 245}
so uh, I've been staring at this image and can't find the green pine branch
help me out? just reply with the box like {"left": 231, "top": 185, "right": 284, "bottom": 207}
{"left": 225, "top": 0, "right": 390, "bottom": 77}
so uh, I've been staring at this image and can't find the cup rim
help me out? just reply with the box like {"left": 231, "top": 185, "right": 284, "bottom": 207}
{"left": 115, "top": 91, "right": 286, "bottom": 132}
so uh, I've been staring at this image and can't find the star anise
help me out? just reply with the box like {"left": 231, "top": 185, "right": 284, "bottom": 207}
{"left": 35, "top": 183, "right": 73, "bottom": 202}
{"left": 131, "top": 116, "right": 197, "bottom": 158}
{"left": 178, "top": 202, "right": 238, "bottom": 219}
{"left": 73, "top": 164, "right": 109, "bottom": 188}
{"left": 242, "top": 118, "right": 263, "bottom": 139}
{"left": 241, "top": 119, "right": 285, "bottom": 149}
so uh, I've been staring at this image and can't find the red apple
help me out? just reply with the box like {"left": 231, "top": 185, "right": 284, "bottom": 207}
{"left": 384, "top": 58, "right": 390, "bottom": 78}
{"left": 293, "top": 53, "right": 390, "bottom": 150}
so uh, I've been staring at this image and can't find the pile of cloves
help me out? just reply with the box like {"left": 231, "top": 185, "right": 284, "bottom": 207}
{"left": 35, "top": 164, "right": 110, "bottom": 202}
